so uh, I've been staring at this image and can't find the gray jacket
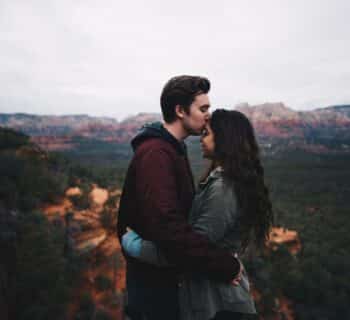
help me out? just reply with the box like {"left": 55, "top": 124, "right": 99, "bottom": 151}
{"left": 138, "top": 167, "right": 256, "bottom": 319}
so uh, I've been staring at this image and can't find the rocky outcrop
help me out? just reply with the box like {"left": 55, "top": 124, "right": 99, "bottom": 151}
{"left": 266, "top": 227, "right": 302, "bottom": 255}
{"left": 110, "top": 113, "right": 161, "bottom": 143}
{"left": 65, "top": 187, "right": 82, "bottom": 197}
{"left": 2, "top": 105, "right": 350, "bottom": 152}
{"left": 74, "top": 228, "right": 108, "bottom": 254}
{"left": 236, "top": 103, "right": 350, "bottom": 140}
{"left": 31, "top": 136, "right": 75, "bottom": 151}
{"left": 89, "top": 185, "right": 109, "bottom": 213}
{"left": 252, "top": 226, "right": 301, "bottom": 320}
{"left": 0, "top": 113, "right": 119, "bottom": 136}
{"left": 42, "top": 184, "right": 125, "bottom": 320}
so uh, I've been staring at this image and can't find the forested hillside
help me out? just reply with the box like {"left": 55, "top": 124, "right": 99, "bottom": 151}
{"left": 1, "top": 126, "right": 349, "bottom": 319}
{"left": 189, "top": 138, "right": 350, "bottom": 319}
{"left": 248, "top": 152, "right": 350, "bottom": 319}
{"left": 0, "top": 128, "right": 124, "bottom": 320}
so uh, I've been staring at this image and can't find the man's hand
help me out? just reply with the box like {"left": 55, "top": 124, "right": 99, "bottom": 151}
{"left": 231, "top": 253, "right": 243, "bottom": 286}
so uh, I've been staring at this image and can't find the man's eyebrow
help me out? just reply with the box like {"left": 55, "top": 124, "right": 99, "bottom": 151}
{"left": 200, "top": 104, "right": 210, "bottom": 108}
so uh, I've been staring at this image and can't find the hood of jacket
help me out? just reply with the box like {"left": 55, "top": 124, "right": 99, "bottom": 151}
{"left": 131, "top": 121, "right": 187, "bottom": 155}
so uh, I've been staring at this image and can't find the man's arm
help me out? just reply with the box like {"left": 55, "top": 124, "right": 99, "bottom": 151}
{"left": 132, "top": 148, "right": 240, "bottom": 281}
{"left": 122, "top": 230, "right": 171, "bottom": 267}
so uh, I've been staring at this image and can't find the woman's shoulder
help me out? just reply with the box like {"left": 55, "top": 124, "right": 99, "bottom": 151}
{"left": 201, "top": 170, "right": 237, "bottom": 206}
{"left": 207, "top": 168, "right": 233, "bottom": 191}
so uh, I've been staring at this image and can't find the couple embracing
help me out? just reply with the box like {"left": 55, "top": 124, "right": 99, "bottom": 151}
{"left": 117, "top": 75, "right": 273, "bottom": 320}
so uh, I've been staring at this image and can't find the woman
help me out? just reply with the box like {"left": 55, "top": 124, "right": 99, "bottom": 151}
{"left": 122, "top": 109, "right": 273, "bottom": 320}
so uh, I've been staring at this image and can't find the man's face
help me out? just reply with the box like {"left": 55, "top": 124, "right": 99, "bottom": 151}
{"left": 182, "top": 93, "right": 210, "bottom": 136}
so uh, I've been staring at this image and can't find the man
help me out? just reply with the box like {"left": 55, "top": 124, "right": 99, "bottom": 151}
{"left": 117, "top": 75, "right": 241, "bottom": 320}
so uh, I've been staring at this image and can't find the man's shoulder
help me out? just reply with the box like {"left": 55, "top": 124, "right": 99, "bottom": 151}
{"left": 135, "top": 137, "right": 178, "bottom": 155}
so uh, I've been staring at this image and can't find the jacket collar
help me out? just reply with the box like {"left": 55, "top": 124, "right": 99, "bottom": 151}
{"left": 209, "top": 166, "right": 223, "bottom": 178}
{"left": 199, "top": 166, "right": 223, "bottom": 187}
{"left": 131, "top": 121, "right": 187, "bottom": 155}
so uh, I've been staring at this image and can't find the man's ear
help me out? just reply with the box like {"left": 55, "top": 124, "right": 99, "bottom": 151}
{"left": 175, "top": 105, "right": 185, "bottom": 119}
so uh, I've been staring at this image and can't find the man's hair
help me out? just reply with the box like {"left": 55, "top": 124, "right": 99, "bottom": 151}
{"left": 160, "top": 75, "right": 210, "bottom": 123}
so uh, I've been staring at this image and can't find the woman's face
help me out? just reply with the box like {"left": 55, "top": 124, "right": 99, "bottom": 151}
{"left": 200, "top": 123, "right": 215, "bottom": 159}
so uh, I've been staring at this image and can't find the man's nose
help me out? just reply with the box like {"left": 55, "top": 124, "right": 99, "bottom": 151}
{"left": 205, "top": 111, "right": 211, "bottom": 121}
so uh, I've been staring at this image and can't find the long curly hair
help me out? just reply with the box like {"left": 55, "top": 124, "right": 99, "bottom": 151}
{"left": 202, "top": 109, "right": 273, "bottom": 252}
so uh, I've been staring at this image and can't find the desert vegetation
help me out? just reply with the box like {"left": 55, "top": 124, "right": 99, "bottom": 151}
{"left": 1, "top": 127, "right": 349, "bottom": 319}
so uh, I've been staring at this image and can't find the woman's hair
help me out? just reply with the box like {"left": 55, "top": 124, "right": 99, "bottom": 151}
{"left": 202, "top": 109, "right": 273, "bottom": 252}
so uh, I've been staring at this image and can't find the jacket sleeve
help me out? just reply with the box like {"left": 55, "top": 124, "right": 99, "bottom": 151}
{"left": 192, "top": 179, "right": 238, "bottom": 244}
{"left": 139, "top": 240, "right": 171, "bottom": 267}
{"left": 122, "top": 229, "right": 171, "bottom": 267}
{"left": 133, "top": 148, "right": 240, "bottom": 281}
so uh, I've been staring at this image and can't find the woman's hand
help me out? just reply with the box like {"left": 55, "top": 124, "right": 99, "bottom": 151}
{"left": 231, "top": 253, "right": 243, "bottom": 286}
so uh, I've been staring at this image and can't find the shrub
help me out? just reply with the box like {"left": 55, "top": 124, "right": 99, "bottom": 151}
{"left": 95, "top": 275, "right": 112, "bottom": 292}
{"left": 95, "top": 309, "right": 112, "bottom": 320}
{"left": 69, "top": 194, "right": 90, "bottom": 210}
{"left": 100, "top": 209, "right": 115, "bottom": 230}
{"left": 75, "top": 292, "right": 95, "bottom": 320}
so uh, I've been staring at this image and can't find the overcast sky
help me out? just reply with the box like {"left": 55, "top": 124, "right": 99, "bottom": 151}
{"left": 0, "top": 0, "right": 349, "bottom": 120}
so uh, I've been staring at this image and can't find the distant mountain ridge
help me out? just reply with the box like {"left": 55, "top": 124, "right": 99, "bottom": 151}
{"left": 236, "top": 102, "right": 350, "bottom": 122}
{"left": 235, "top": 103, "right": 350, "bottom": 141}
{"left": 1, "top": 104, "right": 349, "bottom": 149}
{"left": 0, "top": 113, "right": 120, "bottom": 136}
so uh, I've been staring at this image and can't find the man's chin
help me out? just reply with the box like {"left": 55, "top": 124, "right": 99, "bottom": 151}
{"left": 187, "top": 128, "right": 203, "bottom": 136}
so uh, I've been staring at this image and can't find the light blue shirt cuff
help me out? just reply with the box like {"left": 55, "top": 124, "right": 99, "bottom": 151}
{"left": 121, "top": 230, "right": 142, "bottom": 258}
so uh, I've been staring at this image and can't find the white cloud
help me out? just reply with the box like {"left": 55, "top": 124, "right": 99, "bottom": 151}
{"left": 0, "top": 0, "right": 349, "bottom": 120}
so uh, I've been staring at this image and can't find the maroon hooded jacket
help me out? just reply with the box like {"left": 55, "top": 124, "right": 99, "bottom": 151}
{"left": 117, "top": 122, "right": 240, "bottom": 286}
